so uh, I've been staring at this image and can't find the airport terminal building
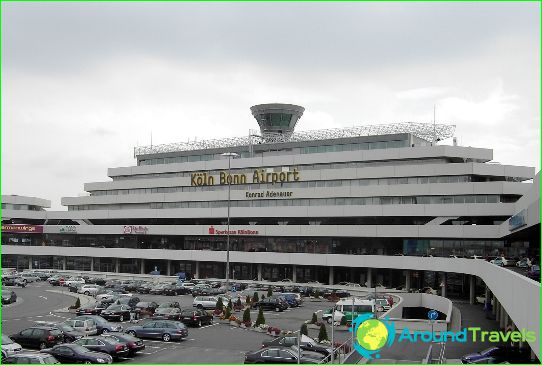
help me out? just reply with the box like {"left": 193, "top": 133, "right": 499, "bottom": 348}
{"left": 2, "top": 103, "right": 540, "bottom": 295}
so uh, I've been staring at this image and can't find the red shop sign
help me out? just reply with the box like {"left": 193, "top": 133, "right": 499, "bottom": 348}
{"left": 1, "top": 224, "right": 43, "bottom": 234}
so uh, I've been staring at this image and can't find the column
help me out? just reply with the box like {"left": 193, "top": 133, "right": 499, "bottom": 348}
{"left": 328, "top": 267, "right": 334, "bottom": 285}
{"left": 29, "top": 260, "right": 33, "bottom": 270}
{"left": 492, "top": 297, "right": 497, "bottom": 316}
{"left": 257, "top": 264, "right": 262, "bottom": 281}
{"left": 114, "top": 258, "right": 119, "bottom": 273}
{"left": 366, "top": 268, "right": 373, "bottom": 288}
{"left": 292, "top": 265, "right": 297, "bottom": 283}
{"left": 90, "top": 257, "right": 94, "bottom": 272}
{"left": 440, "top": 272, "right": 447, "bottom": 297}
{"left": 405, "top": 270, "right": 411, "bottom": 291}
{"left": 62, "top": 257, "right": 67, "bottom": 271}
{"left": 166, "top": 261, "right": 171, "bottom": 276}
{"left": 469, "top": 275, "right": 476, "bottom": 305}
{"left": 195, "top": 261, "right": 200, "bottom": 279}
{"left": 140, "top": 259, "right": 145, "bottom": 275}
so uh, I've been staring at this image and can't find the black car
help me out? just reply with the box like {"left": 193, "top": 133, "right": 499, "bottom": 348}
{"left": 157, "top": 301, "right": 180, "bottom": 309}
{"left": 73, "top": 336, "right": 129, "bottom": 359}
{"left": 133, "top": 301, "right": 159, "bottom": 318}
{"left": 125, "top": 320, "right": 188, "bottom": 342}
{"left": 244, "top": 347, "right": 322, "bottom": 364}
{"left": 178, "top": 309, "right": 213, "bottom": 327}
{"left": 262, "top": 336, "right": 334, "bottom": 359}
{"left": 2, "top": 289, "right": 17, "bottom": 304}
{"left": 50, "top": 323, "right": 85, "bottom": 343}
{"left": 253, "top": 297, "right": 289, "bottom": 312}
{"left": 461, "top": 346, "right": 532, "bottom": 364}
{"left": 3, "top": 353, "right": 60, "bottom": 364}
{"left": 161, "top": 284, "right": 181, "bottom": 296}
{"left": 100, "top": 304, "right": 132, "bottom": 322}
{"left": 191, "top": 285, "right": 212, "bottom": 297}
{"left": 112, "top": 296, "right": 140, "bottom": 309}
{"left": 75, "top": 315, "right": 123, "bottom": 334}
{"left": 41, "top": 344, "right": 112, "bottom": 364}
{"left": 526, "top": 265, "right": 540, "bottom": 281}
{"left": 152, "top": 307, "right": 182, "bottom": 320}
{"left": 10, "top": 327, "right": 64, "bottom": 350}
{"left": 149, "top": 284, "right": 169, "bottom": 295}
{"left": 135, "top": 283, "right": 153, "bottom": 294}
{"left": 2, "top": 276, "right": 26, "bottom": 287}
{"left": 102, "top": 333, "right": 145, "bottom": 356}
{"left": 68, "top": 284, "right": 83, "bottom": 293}
{"left": 76, "top": 302, "right": 108, "bottom": 316}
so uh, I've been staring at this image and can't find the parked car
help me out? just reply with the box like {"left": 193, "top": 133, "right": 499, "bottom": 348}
{"left": 2, "top": 289, "right": 17, "bottom": 304}
{"left": 78, "top": 285, "right": 101, "bottom": 296}
{"left": 133, "top": 301, "right": 159, "bottom": 318}
{"left": 516, "top": 258, "right": 532, "bottom": 268}
{"left": 101, "top": 333, "right": 145, "bottom": 356}
{"left": 71, "top": 315, "right": 122, "bottom": 335}
{"left": 262, "top": 335, "right": 334, "bottom": 359}
{"left": 461, "top": 346, "right": 531, "bottom": 363}
{"left": 3, "top": 353, "right": 60, "bottom": 364}
{"left": 10, "top": 327, "right": 64, "bottom": 350}
{"left": 49, "top": 323, "right": 85, "bottom": 343}
{"left": 1, "top": 334, "right": 22, "bottom": 360}
{"left": 63, "top": 277, "right": 85, "bottom": 287}
{"left": 100, "top": 304, "right": 132, "bottom": 322}
{"left": 68, "top": 283, "right": 83, "bottom": 293}
{"left": 2, "top": 276, "right": 27, "bottom": 287}
{"left": 281, "top": 293, "right": 303, "bottom": 307}
{"left": 193, "top": 296, "right": 221, "bottom": 310}
{"left": 191, "top": 284, "right": 213, "bottom": 297}
{"left": 322, "top": 298, "right": 375, "bottom": 324}
{"left": 375, "top": 298, "right": 391, "bottom": 312}
{"left": 152, "top": 307, "right": 182, "bottom": 320}
{"left": 125, "top": 320, "right": 188, "bottom": 342}
{"left": 253, "top": 297, "right": 289, "bottom": 312}
{"left": 40, "top": 344, "right": 113, "bottom": 364}
{"left": 149, "top": 283, "right": 170, "bottom": 295}
{"left": 526, "top": 265, "right": 540, "bottom": 281}
{"left": 20, "top": 272, "right": 41, "bottom": 283}
{"left": 62, "top": 319, "right": 98, "bottom": 336}
{"left": 135, "top": 283, "right": 153, "bottom": 294}
{"left": 157, "top": 301, "right": 180, "bottom": 309}
{"left": 490, "top": 258, "right": 504, "bottom": 266}
{"left": 76, "top": 302, "right": 108, "bottom": 316}
{"left": 73, "top": 336, "right": 129, "bottom": 359}
{"left": 244, "top": 346, "right": 323, "bottom": 364}
{"left": 178, "top": 309, "right": 213, "bottom": 327}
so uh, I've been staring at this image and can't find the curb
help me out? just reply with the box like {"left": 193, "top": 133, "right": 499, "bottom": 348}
{"left": 46, "top": 289, "right": 93, "bottom": 312}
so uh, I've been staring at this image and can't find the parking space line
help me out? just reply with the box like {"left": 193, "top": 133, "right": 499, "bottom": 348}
{"left": 198, "top": 323, "right": 219, "bottom": 329}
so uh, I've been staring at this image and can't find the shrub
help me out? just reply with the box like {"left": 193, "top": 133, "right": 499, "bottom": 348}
{"left": 300, "top": 323, "right": 308, "bottom": 336}
{"left": 72, "top": 297, "right": 81, "bottom": 309}
{"left": 243, "top": 307, "right": 251, "bottom": 323}
{"left": 261, "top": 294, "right": 265, "bottom": 300}
{"left": 224, "top": 306, "right": 231, "bottom": 319}
{"left": 227, "top": 300, "right": 233, "bottom": 310}
{"left": 311, "top": 312, "right": 318, "bottom": 324}
{"left": 267, "top": 286, "right": 273, "bottom": 297}
{"left": 314, "top": 290, "right": 320, "bottom": 299}
{"left": 252, "top": 292, "right": 259, "bottom": 303}
{"left": 255, "top": 306, "right": 265, "bottom": 326}
{"left": 216, "top": 296, "right": 224, "bottom": 311}
{"left": 318, "top": 324, "right": 329, "bottom": 342}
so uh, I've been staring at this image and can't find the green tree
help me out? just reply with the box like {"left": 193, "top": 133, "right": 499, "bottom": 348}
{"left": 216, "top": 296, "right": 224, "bottom": 311}
{"left": 239, "top": 297, "right": 245, "bottom": 308}
{"left": 252, "top": 292, "right": 259, "bottom": 303}
{"left": 243, "top": 307, "right": 251, "bottom": 323}
{"left": 300, "top": 323, "right": 308, "bottom": 336}
{"left": 73, "top": 297, "right": 81, "bottom": 309}
{"left": 267, "top": 286, "right": 273, "bottom": 298}
{"left": 227, "top": 299, "right": 233, "bottom": 310}
{"left": 245, "top": 296, "right": 251, "bottom": 306}
{"left": 318, "top": 324, "right": 329, "bottom": 342}
{"left": 224, "top": 306, "right": 232, "bottom": 320}
{"left": 255, "top": 306, "right": 265, "bottom": 326}
{"left": 314, "top": 290, "right": 320, "bottom": 298}
{"left": 261, "top": 294, "right": 266, "bottom": 300}
{"left": 311, "top": 312, "right": 318, "bottom": 324}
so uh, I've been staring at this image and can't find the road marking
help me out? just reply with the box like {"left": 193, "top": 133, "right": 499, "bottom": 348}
{"left": 198, "top": 323, "right": 219, "bottom": 329}
{"left": 38, "top": 296, "right": 48, "bottom": 300}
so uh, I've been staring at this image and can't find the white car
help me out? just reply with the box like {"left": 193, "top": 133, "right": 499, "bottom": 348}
{"left": 193, "top": 296, "right": 222, "bottom": 310}
{"left": 63, "top": 277, "right": 85, "bottom": 286}
{"left": 345, "top": 283, "right": 362, "bottom": 288}
{"left": 78, "top": 284, "right": 101, "bottom": 296}
{"left": 19, "top": 272, "right": 41, "bottom": 283}
{"left": 375, "top": 298, "right": 391, "bottom": 312}
{"left": 516, "top": 258, "right": 532, "bottom": 268}
{"left": 1, "top": 334, "right": 22, "bottom": 360}
{"left": 63, "top": 319, "right": 97, "bottom": 336}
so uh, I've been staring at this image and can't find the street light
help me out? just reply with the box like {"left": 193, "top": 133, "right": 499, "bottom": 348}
{"left": 221, "top": 152, "right": 239, "bottom": 291}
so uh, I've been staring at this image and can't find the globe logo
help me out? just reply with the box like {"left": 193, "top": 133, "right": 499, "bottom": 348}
{"left": 350, "top": 314, "right": 396, "bottom": 359}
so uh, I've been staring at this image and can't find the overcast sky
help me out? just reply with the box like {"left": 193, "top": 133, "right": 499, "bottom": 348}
{"left": 2, "top": 2, "right": 540, "bottom": 210}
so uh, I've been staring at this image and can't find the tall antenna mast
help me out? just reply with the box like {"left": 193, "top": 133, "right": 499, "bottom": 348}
{"left": 432, "top": 104, "right": 436, "bottom": 146}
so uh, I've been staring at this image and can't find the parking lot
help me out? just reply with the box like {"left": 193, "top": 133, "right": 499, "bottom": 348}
{"left": 2, "top": 281, "right": 354, "bottom": 363}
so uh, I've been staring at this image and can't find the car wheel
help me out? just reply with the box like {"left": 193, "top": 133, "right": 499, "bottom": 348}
{"left": 197, "top": 304, "right": 203, "bottom": 309}
{"left": 275, "top": 307, "right": 280, "bottom": 312}
{"left": 162, "top": 333, "right": 171, "bottom": 342}
{"left": 119, "top": 315, "right": 124, "bottom": 322}
{"left": 126, "top": 330, "right": 136, "bottom": 336}
{"left": 84, "top": 291, "right": 90, "bottom": 296}
{"left": 39, "top": 342, "right": 47, "bottom": 350}
{"left": 101, "top": 328, "right": 109, "bottom": 334}
{"left": 327, "top": 317, "right": 333, "bottom": 324}
{"left": 84, "top": 361, "right": 92, "bottom": 364}
{"left": 198, "top": 320, "right": 202, "bottom": 327}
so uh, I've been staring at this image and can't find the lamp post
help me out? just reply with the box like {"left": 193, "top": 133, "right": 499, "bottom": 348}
{"left": 221, "top": 152, "right": 239, "bottom": 291}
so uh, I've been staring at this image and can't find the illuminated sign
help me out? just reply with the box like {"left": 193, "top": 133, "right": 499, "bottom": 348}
{"left": 123, "top": 225, "right": 149, "bottom": 235}
{"left": 208, "top": 226, "right": 259, "bottom": 235}
{"left": 1, "top": 224, "right": 43, "bottom": 234}
{"left": 509, "top": 210, "right": 527, "bottom": 231}
{"left": 191, "top": 168, "right": 300, "bottom": 186}
{"left": 59, "top": 225, "right": 77, "bottom": 234}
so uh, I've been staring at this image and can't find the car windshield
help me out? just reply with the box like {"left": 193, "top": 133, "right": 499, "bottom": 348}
{"left": 156, "top": 308, "right": 173, "bottom": 314}
{"left": 480, "top": 347, "right": 500, "bottom": 356}
{"left": 72, "top": 345, "right": 91, "bottom": 354}
{"left": 106, "top": 305, "right": 123, "bottom": 311}
{"left": 158, "top": 303, "right": 174, "bottom": 308}
{"left": 136, "top": 302, "right": 149, "bottom": 308}
{"left": 1, "top": 334, "right": 13, "bottom": 344}
{"left": 56, "top": 324, "right": 75, "bottom": 331}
